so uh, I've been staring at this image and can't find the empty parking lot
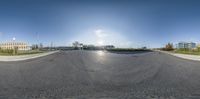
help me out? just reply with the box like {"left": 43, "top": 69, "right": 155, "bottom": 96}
{"left": 0, "top": 51, "right": 200, "bottom": 99}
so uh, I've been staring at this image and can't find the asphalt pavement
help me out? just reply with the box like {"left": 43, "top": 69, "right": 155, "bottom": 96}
{"left": 0, "top": 50, "right": 200, "bottom": 99}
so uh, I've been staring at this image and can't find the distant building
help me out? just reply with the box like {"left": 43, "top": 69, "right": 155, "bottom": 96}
{"left": 0, "top": 42, "right": 31, "bottom": 50}
{"left": 83, "top": 45, "right": 96, "bottom": 50}
{"left": 141, "top": 46, "right": 147, "bottom": 50}
{"left": 102, "top": 45, "right": 115, "bottom": 49}
{"left": 55, "top": 46, "right": 74, "bottom": 50}
{"left": 188, "top": 42, "right": 196, "bottom": 49}
{"left": 176, "top": 42, "right": 196, "bottom": 49}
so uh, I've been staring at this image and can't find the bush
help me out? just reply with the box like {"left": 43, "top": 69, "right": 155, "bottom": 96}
{"left": 0, "top": 49, "right": 14, "bottom": 54}
{"left": 198, "top": 47, "right": 200, "bottom": 52}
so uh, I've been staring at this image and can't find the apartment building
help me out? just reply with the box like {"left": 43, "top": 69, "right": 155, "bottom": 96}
{"left": 176, "top": 42, "right": 196, "bottom": 49}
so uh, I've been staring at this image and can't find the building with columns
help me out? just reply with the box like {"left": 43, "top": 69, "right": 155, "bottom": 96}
{"left": 0, "top": 42, "right": 31, "bottom": 51}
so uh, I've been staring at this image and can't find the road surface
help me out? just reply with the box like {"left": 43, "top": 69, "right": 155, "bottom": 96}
{"left": 0, "top": 51, "right": 200, "bottom": 99}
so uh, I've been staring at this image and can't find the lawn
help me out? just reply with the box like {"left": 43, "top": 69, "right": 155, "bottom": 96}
{"left": 0, "top": 50, "right": 45, "bottom": 56}
{"left": 174, "top": 50, "right": 200, "bottom": 55}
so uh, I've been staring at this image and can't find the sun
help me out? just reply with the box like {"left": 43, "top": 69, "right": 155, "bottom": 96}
{"left": 12, "top": 37, "right": 16, "bottom": 41}
{"left": 97, "top": 40, "right": 104, "bottom": 45}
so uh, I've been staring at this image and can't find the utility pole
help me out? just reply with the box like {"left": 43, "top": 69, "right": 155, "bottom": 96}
{"left": 12, "top": 37, "right": 16, "bottom": 55}
{"left": 36, "top": 32, "right": 39, "bottom": 51}
{"left": 51, "top": 42, "right": 53, "bottom": 51}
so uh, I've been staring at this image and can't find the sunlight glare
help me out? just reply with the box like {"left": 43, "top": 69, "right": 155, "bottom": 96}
{"left": 97, "top": 50, "right": 105, "bottom": 56}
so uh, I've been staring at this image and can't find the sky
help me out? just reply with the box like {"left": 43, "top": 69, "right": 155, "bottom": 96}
{"left": 0, "top": 0, "right": 200, "bottom": 48}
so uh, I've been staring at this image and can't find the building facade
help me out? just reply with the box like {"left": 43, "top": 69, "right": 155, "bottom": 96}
{"left": 102, "top": 45, "right": 115, "bottom": 49}
{"left": 176, "top": 42, "right": 196, "bottom": 49}
{"left": 0, "top": 42, "right": 31, "bottom": 50}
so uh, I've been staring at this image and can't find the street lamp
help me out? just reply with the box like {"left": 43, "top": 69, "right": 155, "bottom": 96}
{"left": 12, "top": 37, "right": 16, "bottom": 41}
{"left": 12, "top": 37, "right": 17, "bottom": 55}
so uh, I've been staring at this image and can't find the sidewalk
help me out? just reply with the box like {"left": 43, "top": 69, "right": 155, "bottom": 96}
{"left": 158, "top": 50, "right": 200, "bottom": 61}
{"left": 0, "top": 51, "right": 59, "bottom": 62}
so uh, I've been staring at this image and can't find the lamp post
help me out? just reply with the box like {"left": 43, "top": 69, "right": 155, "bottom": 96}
{"left": 12, "top": 37, "right": 17, "bottom": 55}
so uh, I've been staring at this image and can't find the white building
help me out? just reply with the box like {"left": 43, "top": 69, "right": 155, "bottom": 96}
{"left": 0, "top": 42, "right": 31, "bottom": 51}
{"left": 176, "top": 42, "right": 196, "bottom": 49}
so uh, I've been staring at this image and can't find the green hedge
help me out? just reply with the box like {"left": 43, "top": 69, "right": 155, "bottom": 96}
{"left": 0, "top": 49, "right": 14, "bottom": 54}
{"left": 0, "top": 49, "right": 45, "bottom": 56}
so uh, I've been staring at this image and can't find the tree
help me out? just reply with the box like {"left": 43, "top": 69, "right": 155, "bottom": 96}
{"left": 197, "top": 44, "right": 200, "bottom": 52}
{"left": 39, "top": 43, "right": 43, "bottom": 49}
{"left": 164, "top": 43, "right": 174, "bottom": 51}
{"left": 72, "top": 41, "right": 82, "bottom": 50}
{"left": 32, "top": 44, "right": 39, "bottom": 50}
{"left": 13, "top": 46, "right": 18, "bottom": 55}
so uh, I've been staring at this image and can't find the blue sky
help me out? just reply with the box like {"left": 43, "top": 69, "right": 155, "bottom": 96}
{"left": 0, "top": 0, "right": 200, "bottom": 48}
